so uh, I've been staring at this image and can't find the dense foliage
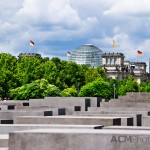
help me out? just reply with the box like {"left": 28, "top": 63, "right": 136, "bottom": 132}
{"left": 79, "top": 78, "right": 112, "bottom": 99}
{"left": 61, "top": 86, "right": 78, "bottom": 97}
{"left": 10, "top": 79, "right": 61, "bottom": 100}
{"left": 0, "top": 53, "right": 149, "bottom": 100}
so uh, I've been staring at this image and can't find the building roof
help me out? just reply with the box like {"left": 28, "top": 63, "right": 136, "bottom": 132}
{"left": 102, "top": 53, "right": 125, "bottom": 57}
{"left": 18, "top": 53, "right": 41, "bottom": 57}
{"left": 74, "top": 44, "right": 102, "bottom": 53}
{"left": 70, "top": 44, "right": 102, "bottom": 67}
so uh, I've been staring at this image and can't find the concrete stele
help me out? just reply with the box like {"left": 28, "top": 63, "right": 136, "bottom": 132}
{"left": 9, "top": 128, "right": 150, "bottom": 150}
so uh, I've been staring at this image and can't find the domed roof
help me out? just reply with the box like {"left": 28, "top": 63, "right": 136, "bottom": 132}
{"left": 70, "top": 44, "right": 102, "bottom": 67}
{"left": 75, "top": 44, "right": 102, "bottom": 53}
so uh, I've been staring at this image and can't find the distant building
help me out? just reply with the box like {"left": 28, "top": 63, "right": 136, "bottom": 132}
{"left": 129, "top": 62, "right": 148, "bottom": 84}
{"left": 102, "top": 53, "right": 129, "bottom": 80}
{"left": 102, "top": 52, "right": 148, "bottom": 83}
{"left": 69, "top": 44, "right": 102, "bottom": 68}
{"left": 18, "top": 53, "right": 41, "bottom": 57}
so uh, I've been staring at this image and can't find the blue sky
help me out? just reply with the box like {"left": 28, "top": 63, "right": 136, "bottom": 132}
{"left": 0, "top": 0, "right": 150, "bottom": 68}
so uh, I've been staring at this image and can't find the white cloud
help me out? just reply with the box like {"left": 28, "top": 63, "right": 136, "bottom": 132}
{"left": 0, "top": 0, "right": 100, "bottom": 54}
{"left": 0, "top": 0, "right": 22, "bottom": 22}
{"left": 14, "top": 0, "right": 99, "bottom": 41}
{"left": 104, "top": 0, "right": 150, "bottom": 17}
{"left": 16, "top": 0, "right": 82, "bottom": 28}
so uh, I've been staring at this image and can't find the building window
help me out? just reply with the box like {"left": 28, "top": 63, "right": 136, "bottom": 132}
{"left": 114, "top": 58, "right": 117, "bottom": 65}
{"left": 110, "top": 58, "right": 114, "bottom": 65}
{"left": 106, "top": 58, "right": 108, "bottom": 64}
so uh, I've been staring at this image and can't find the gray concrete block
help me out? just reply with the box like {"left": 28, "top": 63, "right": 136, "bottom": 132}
{"left": 14, "top": 116, "right": 121, "bottom": 126}
{"left": 0, "top": 111, "right": 44, "bottom": 120}
{"left": 74, "top": 110, "right": 148, "bottom": 115}
{"left": 0, "top": 134, "right": 8, "bottom": 147}
{"left": 9, "top": 128, "right": 150, "bottom": 150}
{"left": 6, "top": 107, "right": 78, "bottom": 116}
{"left": 108, "top": 93, "right": 150, "bottom": 103}
{"left": 0, "top": 108, "right": 74, "bottom": 120}
{"left": 42, "top": 107, "right": 77, "bottom": 116}
{"left": 0, "top": 106, "right": 8, "bottom": 111}
{"left": 109, "top": 99, "right": 150, "bottom": 103}
{"left": 73, "top": 113, "right": 135, "bottom": 126}
{"left": 142, "top": 116, "right": 150, "bottom": 126}
{"left": 29, "top": 97, "right": 99, "bottom": 111}
{"left": 74, "top": 111, "right": 142, "bottom": 126}
{"left": 0, "top": 101, "right": 28, "bottom": 109}
{"left": 0, "top": 124, "right": 103, "bottom": 134}
{"left": 88, "top": 107, "right": 150, "bottom": 112}
{"left": 100, "top": 102, "right": 150, "bottom": 107}
{"left": 103, "top": 126, "right": 150, "bottom": 130}
{"left": 0, "top": 148, "right": 8, "bottom": 150}
{"left": 118, "top": 93, "right": 150, "bottom": 102}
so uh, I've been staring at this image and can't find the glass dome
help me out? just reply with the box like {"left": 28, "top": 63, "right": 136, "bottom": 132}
{"left": 70, "top": 44, "right": 102, "bottom": 67}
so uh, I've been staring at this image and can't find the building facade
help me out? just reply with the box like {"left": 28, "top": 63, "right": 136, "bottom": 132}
{"left": 102, "top": 52, "right": 148, "bottom": 83}
{"left": 102, "top": 53, "right": 129, "bottom": 80}
{"left": 130, "top": 62, "right": 148, "bottom": 84}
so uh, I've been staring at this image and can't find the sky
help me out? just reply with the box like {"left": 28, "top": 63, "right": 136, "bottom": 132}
{"left": 1, "top": 0, "right": 150, "bottom": 70}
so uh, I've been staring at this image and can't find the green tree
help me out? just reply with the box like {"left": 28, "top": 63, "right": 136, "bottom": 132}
{"left": 63, "top": 61, "right": 80, "bottom": 87}
{"left": 15, "top": 56, "right": 43, "bottom": 85}
{"left": 51, "top": 57, "right": 62, "bottom": 69}
{"left": 61, "top": 86, "right": 78, "bottom": 97}
{"left": 96, "top": 66, "right": 107, "bottom": 79}
{"left": 138, "top": 81, "right": 147, "bottom": 92}
{"left": 142, "top": 82, "right": 150, "bottom": 92}
{"left": 118, "top": 76, "right": 139, "bottom": 95}
{"left": 10, "top": 79, "right": 61, "bottom": 100}
{"left": 0, "top": 53, "right": 17, "bottom": 99}
{"left": 42, "top": 60, "right": 57, "bottom": 85}
{"left": 79, "top": 78, "right": 112, "bottom": 99}
{"left": 85, "top": 68, "right": 101, "bottom": 84}
{"left": 50, "top": 58, "right": 68, "bottom": 89}
{"left": 56, "top": 61, "right": 81, "bottom": 90}
{"left": 77, "top": 64, "right": 88, "bottom": 87}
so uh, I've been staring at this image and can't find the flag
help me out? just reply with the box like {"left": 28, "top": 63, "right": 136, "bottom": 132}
{"left": 67, "top": 51, "right": 71, "bottom": 56}
{"left": 30, "top": 40, "right": 35, "bottom": 46}
{"left": 137, "top": 50, "right": 142, "bottom": 56}
{"left": 113, "top": 40, "right": 116, "bottom": 48}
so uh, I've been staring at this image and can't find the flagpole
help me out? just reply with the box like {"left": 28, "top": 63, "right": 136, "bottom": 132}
{"left": 66, "top": 53, "right": 69, "bottom": 62}
{"left": 29, "top": 46, "right": 31, "bottom": 53}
